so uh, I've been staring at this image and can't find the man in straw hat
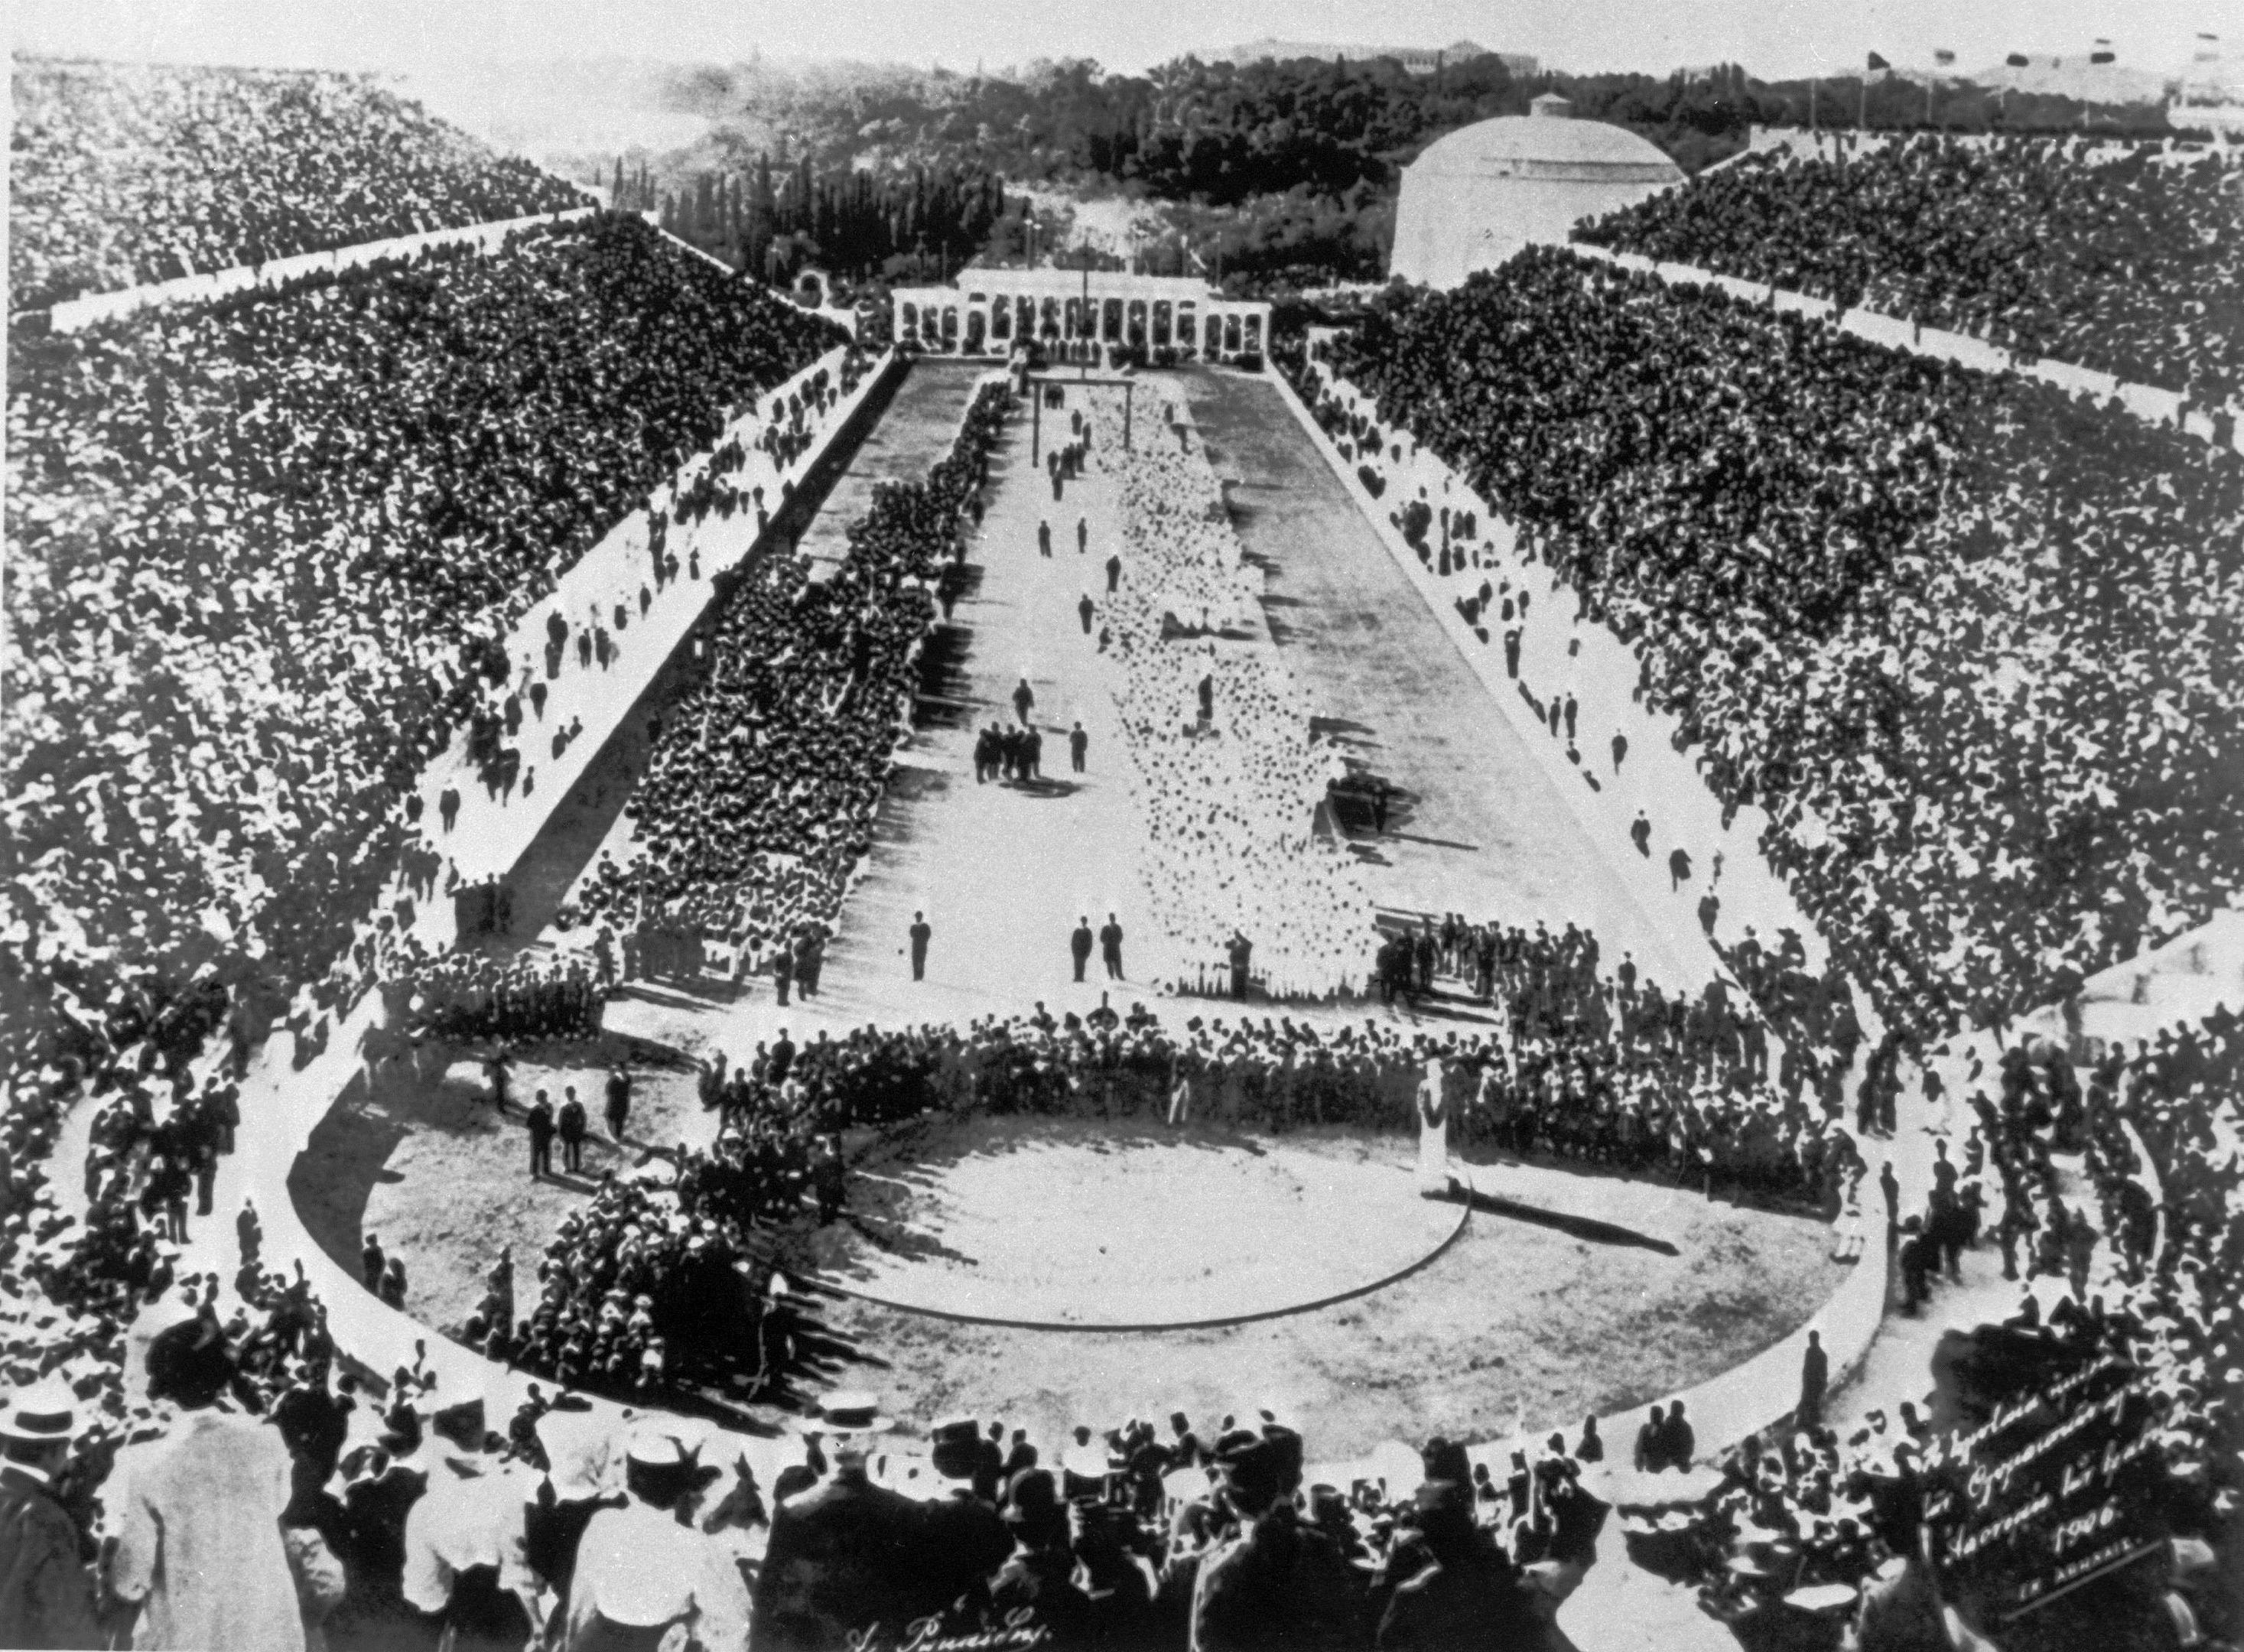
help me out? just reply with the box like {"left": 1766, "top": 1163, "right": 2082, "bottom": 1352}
{"left": 1698, "top": 1537, "right": 1833, "bottom": 1652}
{"left": 0, "top": 1377, "right": 105, "bottom": 1648}
{"left": 563, "top": 1429, "right": 747, "bottom": 1652}
{"left": 105, "top": 1317, "right": 307, "bottom": 1649}
{"left": 751, "top": 1395, "right": 922, "bottom": 1652}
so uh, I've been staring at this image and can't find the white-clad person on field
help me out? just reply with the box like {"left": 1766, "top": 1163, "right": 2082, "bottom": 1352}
{"left": 563, "top": 1428, "right": 751, "bottom": 1652}
{"left": 106, "top": 1316, "right": 330, "bottom": 1650}
{"left": 0, "top": 1377, "right": 106, "bottom": 1648}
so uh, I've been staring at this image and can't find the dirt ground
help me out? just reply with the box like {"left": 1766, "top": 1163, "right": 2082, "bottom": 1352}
{"left": 301, "top": 1052, "right": 1839, "bottom": 1462}
{"left": 292, "top": 1032, "right": 716, "bottom": 1338}
{"left": 799, "top": 1129, "right": 1840, "bottom": 1460}
{"left": 792, "top": 1113, "right": 1463, "bottom": 1325}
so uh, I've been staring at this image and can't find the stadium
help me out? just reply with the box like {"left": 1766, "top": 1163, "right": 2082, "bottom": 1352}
{"left": 2, "top": 35, "right": 2239, "bottom": 1652}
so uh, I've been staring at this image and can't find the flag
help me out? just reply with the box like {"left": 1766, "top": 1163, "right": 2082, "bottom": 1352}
{"left": 2090, "top": 48, "right": 2116, "bottom": 63}
{"left": 1867, "top": 51, "right": 1891, "bottom": 70}
{"left": 1933, "top": 49, "right": 1955, "bottom": 67}
{"left": 2006, "top": 52, "right": 2030, "bottom": 67}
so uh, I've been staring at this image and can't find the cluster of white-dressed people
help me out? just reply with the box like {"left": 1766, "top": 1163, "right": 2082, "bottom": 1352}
{"left": 1577, "top": 135, "right": 2244, "bottom": 406}
{"left": 1078, "top": 392, "right": 1377, "bottom": 999}
{"left": 10, "top": 57, "right": 587, "bottom": 309}
{"left": 1311, "top": 245, "right": 2244, "bottom": 1042}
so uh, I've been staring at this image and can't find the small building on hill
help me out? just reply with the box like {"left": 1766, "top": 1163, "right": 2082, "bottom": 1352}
{"left": 1389, "top": 95, "right": 1682, "bottom": 289}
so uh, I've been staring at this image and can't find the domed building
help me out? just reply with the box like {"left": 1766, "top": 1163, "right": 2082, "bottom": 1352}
{"left": 1389, "top": 94, "right": 1683, "bottom": 289}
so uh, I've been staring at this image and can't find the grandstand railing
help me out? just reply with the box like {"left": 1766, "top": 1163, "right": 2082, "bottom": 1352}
{"left": 34, "top": 206, "right": 597, "bottom": 333}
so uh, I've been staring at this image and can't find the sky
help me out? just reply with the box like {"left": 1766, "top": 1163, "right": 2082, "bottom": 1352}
{"left": 14, "top": 0, "right": 2229, "bottom": 83}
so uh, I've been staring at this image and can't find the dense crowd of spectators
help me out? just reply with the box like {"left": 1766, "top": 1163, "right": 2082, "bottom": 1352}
{"left": 1576, "top": 135, "right": 2244, "bottom": 405}
{"left": 561, "top": 380, "right": 1010, "bottom": 971}
{"left": 5, "top": 207, "right": 837, "bottom": 1168}
{"left": 11, "top": 57, "right": 587, "bottom": 310}
{"left": 3, "top": 211, "right": 836, "bottom": 1552}
{"left": 1309, "top": 248, "right": 2244, "bottom": 1039}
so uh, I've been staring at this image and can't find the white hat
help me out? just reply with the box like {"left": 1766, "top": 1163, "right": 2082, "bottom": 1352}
{"left": 0, "top": 1379, "right": 80, "bottom": 1446}
{"left": 808, "top": 1391, "right": 897, "bottom": 1435}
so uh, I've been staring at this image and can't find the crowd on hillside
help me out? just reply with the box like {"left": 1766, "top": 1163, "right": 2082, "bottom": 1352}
{"left": 1312, "top": 248, "right": 2244, "bottom": 1039}
{"left": 2, "top": 212, "right": 835, "bottom": 1536}
{"left": 10, "top": 57, "right": 587, "bottom": 310}
{"left": 1097, "top": 395, "right": 1378, "bottom": 998}
{"left": 558, "top": 380, "right": 1010, "bottom": 977}
{"left": 5, "top": 207, "right": 836, "bottom": 1185}
{"left": 1577, "top": 135, "right": 2244, "bottom": 405}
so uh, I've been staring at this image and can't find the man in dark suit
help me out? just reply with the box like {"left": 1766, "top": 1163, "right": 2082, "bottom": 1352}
{"left": 751, "top": 1437, "right": 928, "bottom": 1652}
{"left": 1797, "top": 1331, "right": 1829, "bottom": 1431}
{"left": 1099, "top": 915, "right": 1124, "bottom": 980}
{"left": 1191, "top": 1428, "right": 1362, "bottom": 1651}
{"left": 769, "top": 1030, "right": 796, "bottom": 1087}
{"left": 915, "top": 1419, "right": 1011, "bottom": 1631}
{"left": 1105, "top": 553, "right": 1121, "bottom": 593}
{"left": 1228, "top": 932, "right": 1254, "bottom": 1000}
{"left": 0, "top": 1380, "right": 104, "bottom": 1649}
{"left": 1069, "top": 723, "right": 1088, "bottom": 772}
{"left": 1659, "top": 1400, "right": 1696, "bottom": 1470}
{"left": 603, "top": 1065, "right": 631, "bottom": 1144}
{"left": 988, "top": 1469, "right": 1094, "bottom": 1647}
{"left": 557, "top": 1088, "right": 587, "bottom": 1173}
{"left": 909, "top": 914, "right": 932, "bottom": 981}
{"left": 1374, "top": 1480, "right": 1544, "bottom": 1650}
{"left": 1633, "top": 1405, "right": 1667, "bottom": 1474}
{"left": 525, "top": 1093, "right": 555, "bottom": 1180}
{"left": 1071, "top": 920, "right": 1094, "bottom": 984}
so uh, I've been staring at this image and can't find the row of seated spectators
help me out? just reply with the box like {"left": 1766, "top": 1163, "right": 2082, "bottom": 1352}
{"left": 564, "top": 380, "right": 1009, "bottom": 970}
{"left": 2, "top": 211, "right": 838, "bottom": 1480}
{"left": 1576, "top": 135, "right": 2244, "bottom": 405}
{"left": 1310, "top": 248, "right": 2244, "bottom": 1040}
{"left": 11, "top": 56, "right": 587, "bottom": 309}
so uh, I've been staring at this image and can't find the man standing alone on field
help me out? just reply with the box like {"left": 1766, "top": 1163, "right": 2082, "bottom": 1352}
{"left": 1797, "top": 1329, "right": 1828, "bottom": 1430}
{"left": 1099, "top": 913, "right": 1124, "bottom": 980}
{"left": 604, "top": 1065, "right": 631, "bottom": 1145}
{"left": 909, "top": 912, "right": 932, "bottom": 980}
{"left": 1071, "top": 919, "right": 1094, "bottom": 983}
